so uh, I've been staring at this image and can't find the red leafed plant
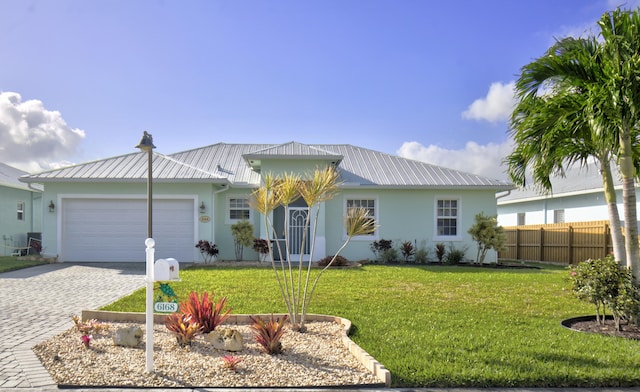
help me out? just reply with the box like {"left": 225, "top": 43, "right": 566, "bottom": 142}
{"left": 221, "top": 355, "right": 243, "bottom": 372}
{"left": 165, "top": 313, "right": 201, "bottom": 347}
{"left": 249, "top": 314, "right": 288, "bottom": 355}
{"left": 179, "top": 291, "right": 232, "bottom": 333}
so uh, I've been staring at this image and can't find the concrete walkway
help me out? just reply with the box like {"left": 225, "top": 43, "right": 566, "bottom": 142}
{"left": 0, "top": 262, "right": 146, "bottom": 390}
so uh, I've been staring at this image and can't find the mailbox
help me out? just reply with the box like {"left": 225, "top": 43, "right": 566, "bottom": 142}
{"left": 154, "top": 258, "right": 180, "bottom": 282}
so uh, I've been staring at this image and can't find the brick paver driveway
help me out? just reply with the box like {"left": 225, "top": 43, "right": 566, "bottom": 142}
{"left": 0, "top": 263, "right": 145, "bottom": 389}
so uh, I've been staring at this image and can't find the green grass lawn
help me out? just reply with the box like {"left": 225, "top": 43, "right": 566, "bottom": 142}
{"left": 0, "top": 256, "right": 47, "bottom": 273}
{"left": 103, "top": 264, "right": 640, "bottom": 387}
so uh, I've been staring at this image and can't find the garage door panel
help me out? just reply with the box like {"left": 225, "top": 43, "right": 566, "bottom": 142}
{"left": 62, "top": 198, "right": 195, "bottom": 262}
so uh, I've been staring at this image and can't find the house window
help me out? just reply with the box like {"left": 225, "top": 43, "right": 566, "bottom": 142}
{"left": 228, "top": 197, "right": 251, "bottom": 222}
{"left": 554, "top": 209, "right": 565, "bottom": 223}
{"left": 345, "top": 198, "right": 377, "bottom": 238}
{"left": 17, "top": 201, "right": 25, "bottom": 221}
{"left": 517, "top": 212, "right": 525, "bottom": 226}
{"left": 436, "top": 198, "right": 459, "bottom": 237}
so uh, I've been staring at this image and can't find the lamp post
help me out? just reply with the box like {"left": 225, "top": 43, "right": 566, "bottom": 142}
{"left": 136, "top": 131, "right": 156, "bottom": 238}
{"left": 136, "top": 131, "right": 156, "bottom": 373}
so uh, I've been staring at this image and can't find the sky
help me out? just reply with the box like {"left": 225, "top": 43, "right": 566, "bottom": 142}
{"left": 0, "top": 0, "right": 637, "bottom": 180}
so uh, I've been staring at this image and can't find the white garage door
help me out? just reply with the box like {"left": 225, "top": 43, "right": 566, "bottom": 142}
{"left": 62, "top": 198, "right": 195, "bottom": 262}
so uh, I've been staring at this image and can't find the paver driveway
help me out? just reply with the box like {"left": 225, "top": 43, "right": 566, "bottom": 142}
{"left": 0, "top": 263, "right": 145, "bottom": 389}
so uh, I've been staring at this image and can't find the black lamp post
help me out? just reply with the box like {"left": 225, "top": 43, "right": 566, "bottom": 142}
{"left": 136, "top": 131, "right": 156, "bottom": 238}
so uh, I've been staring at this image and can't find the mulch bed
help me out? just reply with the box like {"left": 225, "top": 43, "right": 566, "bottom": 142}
{"left": 562, "top": 315, "right": 640, "bottom": 340}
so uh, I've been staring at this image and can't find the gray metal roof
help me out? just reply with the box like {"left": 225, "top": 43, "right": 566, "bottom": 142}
{"left": 498, "top": 162, "right": 617, "bottom": 203}
{"left": 19, "top": 152, "right": 225, "bottom": 183}
{"left": 20, "top": 142, "right": 513, "bottom": 190}
{"left": 0, "top": 162, "right": 41, "bottom": 191}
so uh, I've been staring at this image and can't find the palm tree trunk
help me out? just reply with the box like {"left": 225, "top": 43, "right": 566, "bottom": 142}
{"left": 600, "top": 159, "right": 626, "bottom": 263}
{"left": 619, "top": 136, "right": 640, "bottom": 280}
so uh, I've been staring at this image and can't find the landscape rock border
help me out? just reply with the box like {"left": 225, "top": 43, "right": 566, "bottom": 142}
{"left": 81, "top": 309, "right": 391, "bottom": 386}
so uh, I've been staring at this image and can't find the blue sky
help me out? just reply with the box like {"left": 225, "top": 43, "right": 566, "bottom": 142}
{"left": 0, "top": 0, "right": 636, "bottom": 180}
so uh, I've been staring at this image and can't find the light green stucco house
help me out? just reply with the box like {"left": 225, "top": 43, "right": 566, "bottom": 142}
{"left": 19, "top": 141, "right": 512, "bottom": 263}
{"left": 1, "top": 162, "right": 42, "bottom": 256}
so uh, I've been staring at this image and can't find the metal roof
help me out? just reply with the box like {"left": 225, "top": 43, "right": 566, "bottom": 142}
{"left": 0, "top": 162, "right": 41, "bottom": 191}
{"left": 19, "top": 152, "right": 225, "bottom": 183}
{"left": 20, "top": 142, "right": 513, "bottom": 190}
{"left": 498, "top": 162, "right": 618, "bottom": 204}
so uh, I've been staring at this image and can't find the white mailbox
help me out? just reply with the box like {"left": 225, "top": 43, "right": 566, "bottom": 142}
{"left": 154, "top": 258, "right": 180, "bottom": 282}
{"left": 165, "top": 258, "right": 179, "bottom": 280}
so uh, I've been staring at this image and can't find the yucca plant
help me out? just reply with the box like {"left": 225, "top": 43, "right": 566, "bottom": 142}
{"left": 250, "top": 167, "right": 376, "bottom": 331}
{"left": 179, "top": 291, "right": 231, "bottom": 333}
{"left": 165, "top": 313, "right": 201, "bottom": 347}
{"left": 249, "top": 315, "right": 288, "bottom": 355}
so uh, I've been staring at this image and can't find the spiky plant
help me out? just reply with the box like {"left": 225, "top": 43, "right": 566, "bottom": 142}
{"left": 249, "top": 315, "right": 288, "bottom": 355}
{"left": 179, "top": 291, "right": 231, "bottom": 333}
{"left": 165, "top": 313, "right": 201, "bottom": 347}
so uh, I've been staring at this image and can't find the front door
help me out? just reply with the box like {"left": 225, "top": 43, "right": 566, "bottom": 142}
{"left": 288, "top": 207, "right": 310, "bottom": 260}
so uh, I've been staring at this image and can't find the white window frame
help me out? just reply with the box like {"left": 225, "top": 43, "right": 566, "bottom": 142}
{"left": 434, "top": 196, "right": 461, "bottom": 241}
{"left": 554, "top": 209, "right": 565, "bottom": 224}
{"left": 517, "top": 212, "right": 526, "bottom": 226}
{"left": 226, "top": 195, "right": 252, "bottom": 224}
{"left": 343, "top": 196, "right": 378, "bottom": 240}
{"left": 17, "top": 201, "right": 25, "bottom": 221}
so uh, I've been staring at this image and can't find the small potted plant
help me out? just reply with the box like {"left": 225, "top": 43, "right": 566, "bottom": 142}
{"left": 252, "top": 238, "right": 269, "bottom": 263}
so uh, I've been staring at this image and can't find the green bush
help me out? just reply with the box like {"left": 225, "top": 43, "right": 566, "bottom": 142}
{"left": 317, "top": 255, "right": 350, "bottom": 267}
{"left": 569, "top": 256, "right": 640, "bottom": 330}
{"left": 443, "top": 243, "right": 467, "bottom": 265}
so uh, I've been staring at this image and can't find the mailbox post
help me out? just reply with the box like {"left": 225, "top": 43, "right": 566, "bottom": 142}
{"left": 144, "top": 238, "right": 155, "bottom": 372}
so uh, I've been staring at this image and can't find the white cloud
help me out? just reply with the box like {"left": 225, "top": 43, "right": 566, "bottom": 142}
{"left": 0, "top": 92, "right": 85, "bottom": 172}
{"left": 462, "top": 81, "right": 516, "bottom": 123}
{"left": 397, "top": 140, "right": 514, "bottom": 181}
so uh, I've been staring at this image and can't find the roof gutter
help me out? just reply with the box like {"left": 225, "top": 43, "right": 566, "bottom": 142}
{"left": 495, "top": 190, "right": 512, "bottom": 200}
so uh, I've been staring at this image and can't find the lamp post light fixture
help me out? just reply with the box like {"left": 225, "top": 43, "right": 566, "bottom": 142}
{"left": 136, "top": 130, "right": 156, "bottom": 373}
{"left": 136, "top": 131, "right": 156, "bottom": 238}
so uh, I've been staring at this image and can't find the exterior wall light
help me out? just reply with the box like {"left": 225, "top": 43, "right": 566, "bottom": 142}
{"left": 48, "top": 200, "right": 55, "bottom": 213}
{"left": 199, "top": 201, "right": 206, "bottom": 214}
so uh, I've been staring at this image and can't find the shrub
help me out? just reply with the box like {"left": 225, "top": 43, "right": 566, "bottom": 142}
{"left": 468, "top": 212, "right": 506, "bottom": 264}
{"left": 179, "top": 291, "right": 231, "bottom": 334}
{"left": 252, "top": 238, "right": 269, "bottom": 254}
{"left": 569, "top": 256, "right": 640, "bottom": 330}
{"left": 231, "top": 220, "right": 254, "bottom": 261}
{"left": 165, "top": 313, "right": 200, "bottom": 347}
{"left": 435, "top": 243, "right": 446, "bottom": 263}
{"left": 413, "top": 241, "right": 431, "bottom": 264}
{"left": 400, "top": 241, "right": 415, "bottom": 263}
{"left": 380, "top": 248, "right": 399, "bottom": 263}
{"left": 249, "top": 314, "right": 288, "bottom": 355}
{"left": 370, "top": 239, "right": 393, "bottom": 262}
{"left": 317, "top": 255, "right": 350, "bottom": 267}
{"left": 195, "top": 240, "right": 219, "bottom": 263}
{"left": 444, "top": 243, "right": 467, "bottom": 264}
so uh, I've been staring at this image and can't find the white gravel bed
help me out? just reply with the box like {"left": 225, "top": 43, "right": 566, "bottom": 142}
{"left": 33, "top": 321, "right": 382, "bottom": 388}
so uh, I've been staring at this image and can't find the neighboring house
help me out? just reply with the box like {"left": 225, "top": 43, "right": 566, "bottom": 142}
{"left": 19, "top": 141, "right": 512, "bottom": 263}
{"left": 497, "top": 163, "right": 632, "bottom": 226}
{"left": 0, "top": 162, "right": 42, "bottom": 255}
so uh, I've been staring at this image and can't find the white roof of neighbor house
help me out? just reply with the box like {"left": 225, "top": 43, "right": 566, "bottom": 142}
{"left": 20, "top": 142, "right": 513, "bottom": 190}
{"left": 0, "top": 162, "right": 41, "bottom": 191}
{"left": 498, "top": 162, "right": 618, "bottom": 204}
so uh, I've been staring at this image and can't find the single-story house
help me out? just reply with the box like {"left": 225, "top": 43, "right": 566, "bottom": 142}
{"left": 19, "top": 141, "right": 512, "bottom": 263}
{"left": 0, "top": 162, "right": 42, "bottom": 255}
{"left": 497, "top": 162, "right": 637, "bottom": 226}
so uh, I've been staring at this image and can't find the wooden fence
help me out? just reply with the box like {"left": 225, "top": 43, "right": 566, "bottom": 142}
{"left": 499, "top": 220, "right": 613, "bottom": 265}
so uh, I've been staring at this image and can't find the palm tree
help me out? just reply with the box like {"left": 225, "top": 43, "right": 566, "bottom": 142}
{"left": 507, "top": 34, "right": 627, "bottom": 264}
{"left": 597, "top": 9, "right": 640, "bottom": 279}
{"left": 507, "top": 8, "right": 640, "bottom": 277}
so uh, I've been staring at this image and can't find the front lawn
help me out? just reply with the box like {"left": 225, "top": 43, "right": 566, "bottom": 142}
{"left": 0, "top": 256, "right": 47, "bottom": 273}
{"left": 103, "top": 264, "right": 640, "bottom": 387}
